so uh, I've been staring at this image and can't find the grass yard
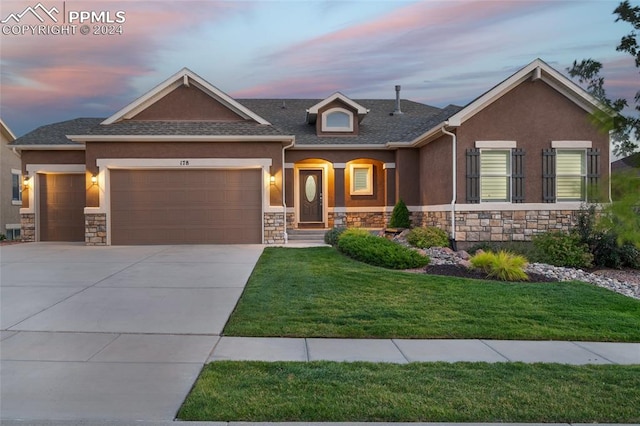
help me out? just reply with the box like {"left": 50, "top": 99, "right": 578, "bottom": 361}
{"left": 177, "top": 361, "right": 640, "bottom": 422}
{"left": 224, "top": 247, "right": 640, "bottom": 341}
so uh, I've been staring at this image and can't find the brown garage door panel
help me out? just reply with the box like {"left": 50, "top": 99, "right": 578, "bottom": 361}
{"left": 40, "top": 174, "right": 85, "bottom": 242}
{"left": 111, "top": 169, "right": 262, "bottom": 245}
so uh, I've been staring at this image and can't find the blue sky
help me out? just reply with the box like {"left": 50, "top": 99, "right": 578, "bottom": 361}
{"left": 0, "top": 0, "right": 636, "bottom": 137}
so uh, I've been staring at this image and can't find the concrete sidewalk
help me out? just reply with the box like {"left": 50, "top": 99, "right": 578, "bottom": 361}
{"left": 209, "top": 337, "right": 640, "bottom": 365}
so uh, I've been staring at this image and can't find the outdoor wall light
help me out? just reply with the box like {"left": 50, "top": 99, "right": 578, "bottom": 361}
{"left": 23, "top": 176, "right": 29, "bottom": 188}
{"left": 270, "top": 175, "right": 276, "bottom": 185}
{"left": 91, "top": 174, "right": 98, "bottom": 185}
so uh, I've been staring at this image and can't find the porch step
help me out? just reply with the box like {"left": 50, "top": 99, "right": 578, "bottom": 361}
{"left": 286, "top": 229, "right": 327, "bottom": 242}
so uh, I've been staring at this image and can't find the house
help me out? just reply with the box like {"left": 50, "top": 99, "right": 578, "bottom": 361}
{"left": 9, "top": 59, "right": 611, "bottom": 246}
{"left": 611, "top": 152, "right": 640, "bottom": 177}
{"left": 1, "top": 118, "right": 21, "bottom": 240}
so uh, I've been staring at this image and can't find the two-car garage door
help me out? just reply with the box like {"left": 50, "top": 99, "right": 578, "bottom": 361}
{"left": 110, "top": 169, "right": 262, "bottom": 244}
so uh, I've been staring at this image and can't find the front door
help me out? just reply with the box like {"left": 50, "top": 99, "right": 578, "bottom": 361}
{"left": 299, "top": 169, "right": 322, "bottom": 223}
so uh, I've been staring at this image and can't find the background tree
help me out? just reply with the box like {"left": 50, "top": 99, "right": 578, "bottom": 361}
{"left": 568, "top": 0, "right": 640, "bottom": 157}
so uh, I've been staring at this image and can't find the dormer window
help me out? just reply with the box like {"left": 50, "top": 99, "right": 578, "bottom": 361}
{"left": 322, "top": 107, "right": 354, "bottom": 132}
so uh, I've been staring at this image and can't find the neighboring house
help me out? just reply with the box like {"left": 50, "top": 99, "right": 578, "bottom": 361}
{"left": 9, "top": 59, "right": 611, "bottom": 246}
{"left": 611, "top": 152, "right": 640, "bottom": 177}
{"left": 1, "top": 119, "right": 22, "bottom": 240}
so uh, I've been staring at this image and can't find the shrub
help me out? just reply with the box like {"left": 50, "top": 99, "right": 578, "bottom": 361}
{"left": 388, "top": 199, "right": 411, "bottom": 229}
{"left": 575, "top": 203, "right": 639, "bottom": 269}
{"left": 532, "top": 231, "right": 593, "bottom": 268}
{"left": 406, "top": 226, "right": 450, "bottom": 249}
{"left": 324, "top": 227, "right": 346, "bottom": 246}
{"left": 337, "top": 228, "right": 429, "bottom": 270}
{"left": 470, "top": 250, "right": 529, "bottom": 282}
{"left": 0, "top": 234, "right": 6, "bottom": 241}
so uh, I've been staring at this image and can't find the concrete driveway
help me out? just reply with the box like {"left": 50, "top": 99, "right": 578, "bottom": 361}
{"left": 0, "top": 242, "right": 263, "bottom": 421}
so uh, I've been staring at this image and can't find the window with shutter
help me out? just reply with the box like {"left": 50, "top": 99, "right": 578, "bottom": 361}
{"left": 556, "top": 150, "right": 586, "bottom": 201}
{"left": 480, "top": 150, "right": 510, "bottom": 202}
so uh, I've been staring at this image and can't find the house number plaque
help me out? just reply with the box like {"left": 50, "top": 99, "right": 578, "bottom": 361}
{"left": 179, "top": 160, "right": 190, "bottom": 166}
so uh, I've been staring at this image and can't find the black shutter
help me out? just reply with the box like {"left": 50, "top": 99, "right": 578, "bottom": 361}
{"left": 466, "top": 148, "right": 480, "bottom": 203}
{"left": 587, "top": 148, "right": 600, "bottom": 201}
{"left": 511, "top": 148, "right": 525, "bottom": 203}
{"left": 542, "top": 149, "right": 556, "bottom": 203}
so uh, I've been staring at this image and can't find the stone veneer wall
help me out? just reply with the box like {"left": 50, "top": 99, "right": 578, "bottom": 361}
{"left": 85, "top": 213, "right": 107, "bottom": 246}
{"left": 418, "top": 210, "right": 579, "bottom": 242}
{"left": 328, "top": 211, "right": 392, "bottom": 228}
{"left": 20, "top": 213, "right": 35, "bottom": 242}
{"left": 264, "top": 212, "right": 285, "bottom": 244}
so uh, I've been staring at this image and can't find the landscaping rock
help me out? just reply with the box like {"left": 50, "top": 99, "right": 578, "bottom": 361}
{"left": 424, "top": 246, "right": 640, "bottom": 300}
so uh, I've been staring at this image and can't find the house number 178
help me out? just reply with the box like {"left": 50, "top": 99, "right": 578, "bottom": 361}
{"left": 179, "top": 160, "right": 190, "bottom": 166}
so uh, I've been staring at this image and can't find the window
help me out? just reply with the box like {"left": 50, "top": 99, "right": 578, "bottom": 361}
{"left": 322, "top": 107, "right": 354, "bottom": 132}
{"left": 480, "top": 150, "right": 510, "bottom": 202}
{"left": 556, "top": 150, "right": 586, "bottom": 201}
{"left": 5, "top": 225, "right": 20, "bottom": 241}
{"left": 11, "top": 170, "right": 21, "bottom": 204}
{"left": 350, "top": 164, "right": 373, "bottom": 195}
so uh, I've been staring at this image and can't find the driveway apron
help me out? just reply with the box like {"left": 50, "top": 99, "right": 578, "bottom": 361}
{"left": 0, "top": 242, "right": 263, "bottom": 421}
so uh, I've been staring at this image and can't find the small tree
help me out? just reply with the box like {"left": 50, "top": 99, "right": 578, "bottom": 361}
{"left": 388, "top": 199, "right": 411, "bottom": 228}
{"left": 567, "top": 1, "right": 640, "bottom": 157}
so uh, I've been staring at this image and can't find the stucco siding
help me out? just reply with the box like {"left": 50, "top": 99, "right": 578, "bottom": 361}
{"left": 455, "top": 79, "right": 609, "bottom": 204}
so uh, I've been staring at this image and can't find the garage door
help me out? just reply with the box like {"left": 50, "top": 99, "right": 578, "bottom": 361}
{"left": 110, "top": 169, "right": 262, "bottom": 244}
{"left": 39, "top": 174, "right": 85, "bottom": 242}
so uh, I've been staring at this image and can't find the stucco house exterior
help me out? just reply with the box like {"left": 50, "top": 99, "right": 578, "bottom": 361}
{"left": 1, "top": 118, "right": 21, "bottom": 240}
{"left": 9, "top": 59, "right": 611, "bottom": 245}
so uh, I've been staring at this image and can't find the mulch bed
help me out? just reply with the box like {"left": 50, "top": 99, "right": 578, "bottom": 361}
{"left": 424, "top": 264, "right": 557, "bottom": 283}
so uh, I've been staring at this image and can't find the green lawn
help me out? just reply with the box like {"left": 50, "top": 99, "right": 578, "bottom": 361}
{"left": 178, "top": 361, "right": 640, "bottom": 422}
{"left": 224, "top": 247, "right": 640, "bottom": 341}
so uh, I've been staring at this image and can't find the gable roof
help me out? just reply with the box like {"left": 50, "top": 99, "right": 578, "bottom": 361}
{"left": 1, "top": 118, "right": 16, "bottom": 142}
{"left": 446, "top": 58, "right": 610, "bottom": 127}
{"left": 305, "top": 92, "right": 370, "bottom": 124}
{"left": 241, "top": 98, "right": 444, "bottom": 146}
{"left": 406, "top": 58, "right": 613, "bottom": 148}
{"left": 102, "top": 68, "right": 271, "bottom": 125}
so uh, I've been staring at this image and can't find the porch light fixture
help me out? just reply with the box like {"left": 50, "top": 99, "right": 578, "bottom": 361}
{"left": 91, "top": 174, "right": 98, "bottom": 185}
{"left": 270, "top": 175, "right": 276, "bottom": 185}
{"left": 23, "top": 175, "right": 29, "bottom": 188}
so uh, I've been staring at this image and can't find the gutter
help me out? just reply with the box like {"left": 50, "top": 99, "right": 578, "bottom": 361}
{"left": 441, "top": 123, "right": 457, "bottom": 248}
{"left": 282, "top": 138, "right": 295, "bottom": 243}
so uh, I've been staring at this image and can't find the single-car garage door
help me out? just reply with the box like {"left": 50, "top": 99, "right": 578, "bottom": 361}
{"left": 110, "top": 169, "right": 262, "bottom": 245}
{"left": 39, "top": 173, "right": 86, "bottom": 242}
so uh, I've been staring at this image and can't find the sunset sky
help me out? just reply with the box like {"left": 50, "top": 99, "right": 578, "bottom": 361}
{"left": 0, "top": 0, "right": 636, "bottom": 137}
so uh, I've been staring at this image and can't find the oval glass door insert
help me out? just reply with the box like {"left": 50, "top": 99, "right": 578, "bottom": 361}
{"left": 305, "top": 176, "right": 317, "bottom": 202}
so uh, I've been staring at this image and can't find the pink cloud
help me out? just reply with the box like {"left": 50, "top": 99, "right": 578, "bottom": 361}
{"left": 1, "top": 0, "right": 250, "bottom": 132}
{"left": 242, "top": 1, "right": 559, "bottom": 100}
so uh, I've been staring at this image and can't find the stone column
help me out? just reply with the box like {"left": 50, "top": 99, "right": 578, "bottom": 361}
{"left": 332, "top": 163, "right": 346, "bottom": 228}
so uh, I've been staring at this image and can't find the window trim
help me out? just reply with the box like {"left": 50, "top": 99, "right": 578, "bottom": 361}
{"left": 322, "top": 107, "right": 354, "bottom": 132}
{"left": 555, "top": 149, "right": 587, "bottom": 202}
{"left": 479, "top": 149, "right": 511, "bottom": 203}
{"left": 350, "top": 164, "right": 373, "bottom": 196}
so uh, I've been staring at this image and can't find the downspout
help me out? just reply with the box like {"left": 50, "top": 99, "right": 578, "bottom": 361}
{"left": 441, "top": 124, "right": 457, "bottom": 249}
{"left": 282, "top": 138, "right": 295, "bottom": 243}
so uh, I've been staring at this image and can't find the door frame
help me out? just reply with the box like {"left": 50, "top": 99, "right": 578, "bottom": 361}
{"left": 294, "top": 163, "right": 329, "bottom": 228}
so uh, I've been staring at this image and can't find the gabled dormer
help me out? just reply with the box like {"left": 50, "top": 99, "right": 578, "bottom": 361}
{"left": 306, "top": 93, "right": 369, "bottom": 136}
